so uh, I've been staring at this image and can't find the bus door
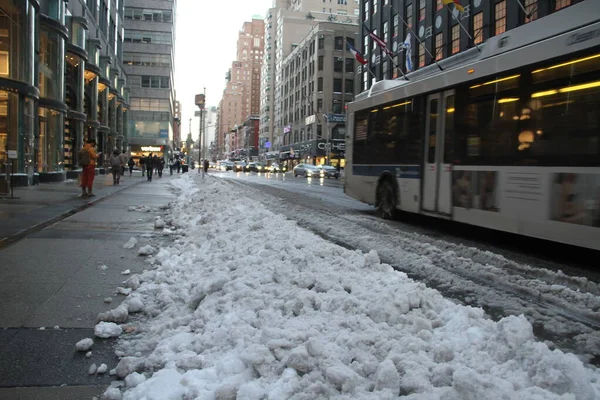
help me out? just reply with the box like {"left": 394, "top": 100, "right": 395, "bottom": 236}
{"left": 422, "top": 90, "right": 454, "bottom": 214}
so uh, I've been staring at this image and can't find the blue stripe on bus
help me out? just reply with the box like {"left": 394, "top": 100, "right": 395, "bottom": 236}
{"left": 352, "top": 165, "right": 421, "bottom": 179}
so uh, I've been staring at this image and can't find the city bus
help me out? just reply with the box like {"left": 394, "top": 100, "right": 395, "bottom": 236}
{"left": 344, "top": 1, "right": 600, "bottom": 251}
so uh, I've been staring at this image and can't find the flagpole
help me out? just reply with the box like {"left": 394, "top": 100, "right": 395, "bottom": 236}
{"left": 390, "top": 4, "right": 443, "bottom": 71}
{"left": 387, "top": 52, "right": 409, "bottom": 81}
{"left": 443, "top": 4, "right": 481, "bottom": 52}
{"left": 513, "top": 0, "right": 533, "bottom": 20}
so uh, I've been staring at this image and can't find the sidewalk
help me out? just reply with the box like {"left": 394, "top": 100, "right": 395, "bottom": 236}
{"left": 0, "top": 172, "right": 179, "bottom": 399}
{"left": 0, "top": 171, "right": 145, "bottom": 250}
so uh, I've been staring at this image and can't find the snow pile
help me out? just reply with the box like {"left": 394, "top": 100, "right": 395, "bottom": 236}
{"left": 107, "top": 174, "right": 600, "bottom": 400}
{"left": 137, "top": 245, "right": 155, "bottom": 256}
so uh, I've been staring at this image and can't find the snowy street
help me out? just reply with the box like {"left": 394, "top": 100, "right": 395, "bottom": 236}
{"left": 98, "top": 173, "right": 600, "bottom": 399}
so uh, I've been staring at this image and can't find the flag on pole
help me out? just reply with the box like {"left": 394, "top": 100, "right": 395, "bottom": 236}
{"left": 363, "top": 23, "right": 394, "bottom": 57}
{"left": 346, "top": 40, "right": 367, "bottom": 65}
{"left": 442, "top": 0, "right": 464, "bottom": 12}
{"left": 401, "top": 33, "right": 413, "bottom": 72}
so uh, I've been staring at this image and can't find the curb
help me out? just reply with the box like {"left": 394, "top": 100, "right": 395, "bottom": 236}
{"left": 0, "top": 179, "right": 144, "bottom": 251}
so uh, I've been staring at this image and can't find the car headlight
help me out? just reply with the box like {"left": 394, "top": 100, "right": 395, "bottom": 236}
{"left": 257, "top": 166, "right": 262, "bottom": 170}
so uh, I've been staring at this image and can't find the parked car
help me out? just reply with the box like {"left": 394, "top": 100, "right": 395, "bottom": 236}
{"left": 293, "top": 163, "right": 320, "bottom": 178}
{"left": 316, "top": 165, "right": 340, "bottom": 179}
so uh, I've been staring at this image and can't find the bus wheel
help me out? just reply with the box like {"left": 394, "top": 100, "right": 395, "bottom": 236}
{"left": 377, "top": 180, "right": 397, "bottom": 220}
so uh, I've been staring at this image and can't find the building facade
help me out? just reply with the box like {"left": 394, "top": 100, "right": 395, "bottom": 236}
{"left": 123, "top": 0, "right": 176, "bottom": 162}
{"left": 216, "top": 17, "right": 264, "bottom": 159}
{"left": 276, "top": 22, "right": 359, "bottom": 169}
{"left": 259, "top": 0, "right": 361, "bottom": 158}
{"left": 359, "top": 0, "right": 585, "bottom": 92}
{"left": 0, "top": 0, "right": 130, "bottom": 187}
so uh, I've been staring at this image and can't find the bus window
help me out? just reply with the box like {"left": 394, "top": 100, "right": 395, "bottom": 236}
{"left": 443, "top": 95, "right": 455, "bottom": 164}
{"left": 428, "top": 99, "right": 438, "bottom": 163}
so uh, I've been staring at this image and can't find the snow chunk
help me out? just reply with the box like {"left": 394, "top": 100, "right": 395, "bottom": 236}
{"left": 374, "top": 359, "right": 401, "bottom": 393}
{"left": 124, "top": 296, "right": 144, "bottom": 313}
{"left": 75, "top": 338, "right": 94, "bottom": 352}
{"left": 154, "top": 218, "right": 165, "bottom": 229}
{"left": 97, "top": 304, "right": 129, "bottom": 324}
{"left": 97, "top": 363, "right": 108, "bottom": 374}
{"left": 121, "top": 269, "right": 131, "bottom": 275}
{"left": 117, "top": 287, "right": 132, "bottom": 296}
{"left": 88, "top": 363, "right": 97, "bottom": 375}
{"left": 94, "top": 322, "right": 122, "bottom": 338}
{"left": 86, "top": 351, "right": 93, "bottom": 358}
{"left": 123, "top": 275, "right": 140, "bottom": 290}
{"left": 102, "top": 387, "right": 122, "bottom": 400}
{"left": 125, "top": 372, "right": 146, "bottom": 388}
{"left": 123, "top": 237, "right": 137, "bottom": 249}
{"left": 115, "top": 357, "right": 144, "bottom": 379}
{"left": 104, "top": 297, "right": 113, "bottom": 303}
{"left": 137, "top": 245, "right": 156, "bottom": 256}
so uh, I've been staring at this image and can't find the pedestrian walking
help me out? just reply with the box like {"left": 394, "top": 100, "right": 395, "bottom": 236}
{"left": 109, "top": 149, "right": 122, "bottom": 185}
{"left": 169, "top": 158, "right": 174, "bottom": 175}
{"left": 146, "top": 153, "right": 154, "bottom": 182}
{"left": 176, "top": 158, "right": 181, "bottom": 174}
{"left": 127, "top": 156, "right": 135, "bottom": 176}
{"left": 158, "top": 157, "right": 165, "bottom": 178}
{"left": 152, "top": 155, "right": 159, "bottom": 177}
{"left": 119, "top": 150, "right": 128, "bottom": 177}
{"left": 77, "top": 139, "right": 99, "bottom": 197}
{"left": 140, "top": 156, "right": 146, "bottom": 177}
{"left": 203, "top": 159, "right": 209, "bottom": 174}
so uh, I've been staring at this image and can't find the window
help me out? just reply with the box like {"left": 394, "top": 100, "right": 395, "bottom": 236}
{"left": 353, "top": 100, "right": 421, "bottom": 164}
{"left": 473, "top": 12, "right": 483, "bottom": 44}
{"left": 334, "top": 78, "right": 342, "bottom": 92}
{"left": 406, "top": 4, "right": 413, "bottom": 29}
{"left": 345, "top": 58, "right": 354, "bottom": 73}
{"left": 372, "top": 30, "right": 377, "bottom": 52}
{"left": 318, "top": 37, "right": 324, "bottom": 49}
{"left": 435, "top": 33, "right": 443, "bottom": 61}
{"left": 419, "top": 0, "right": 426, "bottom": 22}
{"left": 418, "top": 43, "right": 425, "bottom": 67}
{"left": 123, "top": 7, "right": 172, "bottom": 23}
{"left": 140, "top": 75, "right": 170, "bottom": 89}
{"left": 364, "top": 0, "right": 369, "bottom": 20}
{"left": 318, "top": 55, "right": 324, "bottom": 71}
{"left": 451, "top": 24, "right": 460, "bottom": 54}
{"left": 383, "top": 21, "right": 388, "bottom": 42}
{"left": 345, "top": 79, "right": 354, "bottom": 94}
{"left": 318, "top": 77, "right": 323, "bottom": 91}
{"left": 363, "top": 35, "right": 369, "bottom": 55}
{"left": 373, "top": 0, "right": 378, "bottom": 14}
{"left": 555, "top": 0, "right": 571, "bottom": 10}
{"left": 317, "top": 99, "right": 323, "bottom": 112}
{"left": 123, "top": 30, "right": 172, "bottom": 45}
{"left": 524, "top": 0, "right": 537, "bottom": 21}
{"left": 436, "top": 0, "right": 443, "bottom": 11}
{"left": 334, "top": 57, "right": 344, "bottom": 72}
{"left": 335, "top": 36, "right": 344, "bottom": 50}
{"left": 363, "top": 71, "right": 369, "bottom": 91}
{"left": 494, "top": 1, "right": 507, "bottom": 36}
{"left": 393, "top": 14, "right": 399, "bottom": 38}
{"left": 333, "top": 99, "right": 342, "bottom": 114}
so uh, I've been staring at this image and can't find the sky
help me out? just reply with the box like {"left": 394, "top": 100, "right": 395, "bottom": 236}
{"left": 93, "top": 174, "right": 600, "bottom": 399}
{"left": 175, "top": 0, "right": 273, "bottom": 140}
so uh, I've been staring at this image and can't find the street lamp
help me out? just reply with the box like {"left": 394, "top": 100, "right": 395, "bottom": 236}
{"left": 195, "top": 89, "right": 206, "bottom": 177}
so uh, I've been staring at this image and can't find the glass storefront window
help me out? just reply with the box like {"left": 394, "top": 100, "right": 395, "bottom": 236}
{"left": 70, "top": 20, "right": 87, "bottom": 48}
{"left": 40, "top": 0, "right": 64, "bottom": 24}
{"left": 39, "top": 28, "right": 65, "bottom": 101}
{"left": 38, "top": 107, "right": 64, "bottom": 173}
{"left": 0, "top": 1, "right": 36, "bottom": 85}
{"left": 87, "top": 41, "right": 100, "bottom": 66}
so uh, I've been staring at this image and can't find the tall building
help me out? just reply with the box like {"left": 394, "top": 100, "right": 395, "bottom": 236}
{"left": 359, "top": 0, "right": 586, "bottom": 92}
{"left": 173, "top": 100, "right": 181, "bottom": 149}
{"left": 259, "top": 0, "right": 360, "bottom": 159}
{"left": 123, "top": 0, "right": 177, "bottom": 161}
{"left": 216, "top": 17, "right": 264, "bottom": 159}
{"left": 276, "top": 22, "right": 358, "bottom": 169}
{"left": 0, "top": 0, "right": 130, "bottom": 187}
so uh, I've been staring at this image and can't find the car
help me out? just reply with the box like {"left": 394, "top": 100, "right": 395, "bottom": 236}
{"left": 293, "top": 163, "right": 321, "bottom": 178}
{"left": 268, "top": 163, "right": 287, "bottom": 173}
{"left": 316, "top": 165, "right": 340, "bottom": 179}
{"left": 234, "top": 161, "right": 247, "bottom": 172}
{"left": 244, "top": 162, "right": 266, "bottom": 172}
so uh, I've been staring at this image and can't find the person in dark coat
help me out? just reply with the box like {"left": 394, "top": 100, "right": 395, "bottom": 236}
{"left": 146, "top": 153, "right": 154, "bottom": 182}
{"left": 127, "top": 157, "right": 135, "bottom": 176}
{"left": 203, "top": 159, "right": 209, "bottom": 174}
{"left": 158, "top": 157, "right": 165, "bottom": 178}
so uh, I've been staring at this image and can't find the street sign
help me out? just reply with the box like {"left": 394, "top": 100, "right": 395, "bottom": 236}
{"left": 195, "top": 94, "right": 205, "bottom": 109}
{"left": 7, "top": 150, "right": 17, "bottom": 159}
{"left": 325, "top": 114, "right": 346, "bottom": 123}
